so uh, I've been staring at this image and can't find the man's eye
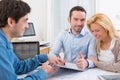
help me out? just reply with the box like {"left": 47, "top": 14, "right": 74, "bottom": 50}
{"left": 74, "top": 18, "right": 78, "bottom": 21}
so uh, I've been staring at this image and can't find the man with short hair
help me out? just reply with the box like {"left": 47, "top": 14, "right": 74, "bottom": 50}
{"left": 50, "top": 6, "right": 97, "bottom": 70}
{"left": 0, "top": 0, "right": 60, "bottom": 80}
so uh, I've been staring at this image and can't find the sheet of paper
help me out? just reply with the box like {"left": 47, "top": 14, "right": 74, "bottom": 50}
{"left": 98, "top": 75, "right": 120, "bottom": 80}
{"left": 55, "top": 62, "right": 84, "bottom": 71}
{"left": 47, "top": 68, "right": 120, "bottom": 80}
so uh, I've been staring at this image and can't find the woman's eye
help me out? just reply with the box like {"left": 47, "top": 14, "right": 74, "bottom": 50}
{"left": 96, "top": 30, "right": 100, "bottom": 32}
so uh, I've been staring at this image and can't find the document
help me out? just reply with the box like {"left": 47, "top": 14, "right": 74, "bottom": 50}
{"left": 55, "top": 62, "right": 84, "bottom": 71}
{"left": 98, "top": 75, "right": 120, "bottom": 80}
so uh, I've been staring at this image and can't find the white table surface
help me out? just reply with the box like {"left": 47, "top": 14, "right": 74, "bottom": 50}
{"left": 46, "top": 68, "right": 120, "bottom": 80}
{"left": 18, "top": 67, "right": 120, "bottom": 80}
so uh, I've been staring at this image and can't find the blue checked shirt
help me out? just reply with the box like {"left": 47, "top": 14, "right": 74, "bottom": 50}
{"left": 50, "top": 28, "right": 97, "bottom": 68}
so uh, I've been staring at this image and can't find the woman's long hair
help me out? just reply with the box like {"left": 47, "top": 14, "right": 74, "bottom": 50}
{"left": 87, "top": 13, "right": 120, "bottom": 56}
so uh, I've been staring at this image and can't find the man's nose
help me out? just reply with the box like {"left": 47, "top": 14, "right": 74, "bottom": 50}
{"left": 77, "top": 21, "right": 82, "bottom": 25}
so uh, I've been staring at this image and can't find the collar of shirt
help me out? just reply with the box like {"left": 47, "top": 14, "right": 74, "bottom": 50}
{"left": 0, "top": 29, "right": 13, "bottom": 49}
{"left": 68, "top": 27, "right": 88, "bottom": 37}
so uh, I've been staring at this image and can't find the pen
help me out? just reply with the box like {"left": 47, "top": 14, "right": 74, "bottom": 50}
{"left": 39, "top": 62, "right": 57, "bottom": 67}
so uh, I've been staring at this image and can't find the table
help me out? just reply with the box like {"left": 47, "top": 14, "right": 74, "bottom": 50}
{"left": 18, "top": 67, "right": 120, "bottom": 80}
{"left": 40, "top": 46, "right": 50, "bottom": 54}
{"left": 46, "top": 68, "right": 120, "bottom": 80}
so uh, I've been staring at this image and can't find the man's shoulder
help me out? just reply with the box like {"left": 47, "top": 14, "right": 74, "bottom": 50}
{"left": 83, "top": 32, "right": 94, "bottom": 38}
{"left": 60, "top": 30, "right": 69, "bottom": 34}
{"left": 55, "top": 30, "right": 70, "bottom": 41}
{"left": 0, "top": 37, "right": 5, "bottom": 45}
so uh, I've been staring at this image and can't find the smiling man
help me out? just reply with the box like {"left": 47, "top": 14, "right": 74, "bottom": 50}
{"left": 0, "top": 0, "right": 61, "bottom": 80}
{"left": 50, "top": 6, "right": 97, "bottom": 70}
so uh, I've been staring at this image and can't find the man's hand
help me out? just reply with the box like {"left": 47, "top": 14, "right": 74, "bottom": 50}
{"left": 41, "top": 61, "right": 57, "bottom": 74}
{"left": 75, "top": 53, "right": 88, "bottom": 70}
{"left": 47, "top": 54, "right": 65, "bottom": 65}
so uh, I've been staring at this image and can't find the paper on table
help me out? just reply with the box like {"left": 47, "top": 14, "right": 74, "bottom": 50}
{"left": 55, "top": 62, "right": 84, "bottom": 71}
{"left": 97, "top": 75, "right": 120, "bottom": 80}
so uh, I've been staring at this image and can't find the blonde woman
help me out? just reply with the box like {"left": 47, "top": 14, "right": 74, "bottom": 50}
{"left": 87, "top": 13, "right": 120, "bottom": 72}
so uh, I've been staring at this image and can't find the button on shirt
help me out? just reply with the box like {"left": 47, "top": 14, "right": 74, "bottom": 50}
{"left": 50, "top": 28, "right": 97, "bottom": 68}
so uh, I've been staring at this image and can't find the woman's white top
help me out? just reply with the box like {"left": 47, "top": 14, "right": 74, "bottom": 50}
{"left": 98, "top": 39, "right": 115, "bottom": 63}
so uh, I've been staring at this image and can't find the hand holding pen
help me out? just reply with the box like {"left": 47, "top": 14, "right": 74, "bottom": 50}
{"left": 57, "top": 54, "right": 65, "bottom": 66}
{"left": 47, "top": 54, "right": 65, "bottom": 66}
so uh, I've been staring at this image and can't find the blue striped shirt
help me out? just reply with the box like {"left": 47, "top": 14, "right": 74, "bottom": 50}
{"left": 50, "top": 28, "right": 97, "bottom": 68}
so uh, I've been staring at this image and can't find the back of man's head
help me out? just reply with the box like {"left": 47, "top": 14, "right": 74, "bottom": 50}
{"left": 0, "top": 0, "right": 31, "bottom": 28}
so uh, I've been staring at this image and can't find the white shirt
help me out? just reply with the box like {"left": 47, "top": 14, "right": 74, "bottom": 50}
{"left": 98, "top": 39, "right": 115, "bottom": 62}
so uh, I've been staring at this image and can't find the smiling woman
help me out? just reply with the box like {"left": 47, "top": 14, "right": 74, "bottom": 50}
{"left": 87, "top": 13, "right": 120, "bottom": 72}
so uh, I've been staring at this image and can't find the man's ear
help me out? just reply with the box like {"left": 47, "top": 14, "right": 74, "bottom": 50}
{"left": 7, "top": 17, "right": 15, "bottom": 27}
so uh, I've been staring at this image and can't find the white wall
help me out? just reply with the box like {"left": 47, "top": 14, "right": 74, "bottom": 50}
{"left": 19, "top": 0, "right": 96, "bottom": 44}
{"left": 47, "top": 0, "right": 96, "bottom": 44}
{"left": 96, "top": 0, "right": 120, "bottom": 30}
{"left": 19, "top": 0, "right": 47, "bottom": 42}
{"left": 18, "top": 0, "right": 120, "bottom": 43}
